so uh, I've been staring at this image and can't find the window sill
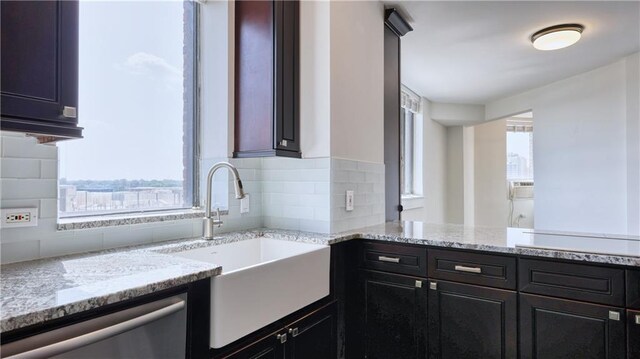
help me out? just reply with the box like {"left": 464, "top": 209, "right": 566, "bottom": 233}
{"left": 401, "top": 195, "right": 424, "bottom": 211}
{"left": 57, "top": 208, "right": 226, "bottom": 231}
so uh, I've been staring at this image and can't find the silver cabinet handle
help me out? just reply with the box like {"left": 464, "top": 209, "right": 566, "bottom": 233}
{"left": 609, "top": 311, "right": 621, "bottom": 321}
{"left": 635, "top": 314, "right": 640, "bottom": 325}
{"left": 378, "top": 255, "right": 400, "bottom": 263}
{"left": 62, "top": 106, "right": 77, "bottom": 118}
{"left": 276, "top": 333, "right": 287, "bottom": 343}
{"left": 454, "top": 265, "right": 482, "bottom": 274}
{"left": 2, "top": 296, "right": 185, "bottom": 359}
{"left": 288, "top": 327, "right": 299, "bottom": 337}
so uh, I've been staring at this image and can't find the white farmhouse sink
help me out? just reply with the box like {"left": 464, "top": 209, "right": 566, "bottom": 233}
{"left": 170, "top": 237, "right": 330, "bottom": 348}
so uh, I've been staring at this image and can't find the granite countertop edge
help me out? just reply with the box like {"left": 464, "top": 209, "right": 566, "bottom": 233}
{"left": 0, "top": 267, "right": 221, "bottom": 334}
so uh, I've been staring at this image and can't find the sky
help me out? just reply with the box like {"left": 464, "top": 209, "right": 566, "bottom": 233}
{"left": 58, "top": 1, "right": 187, "bottom": 181}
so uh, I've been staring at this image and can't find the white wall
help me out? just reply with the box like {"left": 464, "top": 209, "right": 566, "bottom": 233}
{"left": 473, "top": 119, "right": 509, "bottom": 227}
{"left": 329, "top": 1, "right": 384, "bottom": 164}
{"left": 200, "top": 1, "right": 234, "bottom": 159}
{"left": 430, "top": 102, "right": 485, "bottom": 126}
{"left": 445, "top": 127, "right": 464, "bottom": 224}
{"left": 486, "top": 54, "right": 639, "bottom": 235}
{"left": 626, "top": 53, "right": 640, "bottom": 234}
{"left": 422, "top": 99, "right": 447, "bottom": 223}
{"left": 300, "top": 0, "right": 331, "bottom": 158}
{"left": 462, "top": 126, "right": 475, "bottom": 226}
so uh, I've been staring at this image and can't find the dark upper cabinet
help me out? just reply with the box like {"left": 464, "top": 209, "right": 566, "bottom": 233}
{"left": 234, "top": 0, "right": 300, "bottom": 158}
{"left": 520, "top": 293, "right": 626, "bottom": 359}
{"left": 427, "top": 280, "right": 517, "bottom": 359}
{"left": 356, "top": 270, "right": 427, "bottom": 359}
{"left": 1, "top": 0, "right": 82, "bottom": 142}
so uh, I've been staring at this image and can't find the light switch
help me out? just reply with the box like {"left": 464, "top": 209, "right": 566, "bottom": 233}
{"left": 345, "top": 190, "right": 354, "bottom": 211}
{"left": 240, "top": 194, "right": 250, "bottom": 214}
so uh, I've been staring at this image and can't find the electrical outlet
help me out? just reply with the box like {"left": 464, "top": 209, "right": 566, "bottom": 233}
{"left": 1, "top": 208, "right": 38, "bottom": 228}
{"left": 240, "top": 194, "right": 250, "bottom": 214}
{"left": 345, "top": 190, "right": 354, "bottom": 211}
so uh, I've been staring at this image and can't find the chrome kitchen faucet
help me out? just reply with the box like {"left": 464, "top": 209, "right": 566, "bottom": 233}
{"left": 203, "top": 162, "right": 245, "bottom": 240}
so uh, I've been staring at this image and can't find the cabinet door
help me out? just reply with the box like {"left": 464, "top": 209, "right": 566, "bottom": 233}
{"left": 358, "top": 270, "right": 427, "bottom": 359}
{"left": 427, "top": 280, "right": 517, "bottom": 359}
{"left": 222, "top": 332, "right": 285, "bottom": 359}
{"left": 1, "top": 0, "right": 81, "bottom": 139}
{"left": 273, "top": 0, "right": 300, "bottom": 154}
{"left": 629, "top": 310, "right": 640, "bottom": 359}
{"left": 286, "top": 302, "right": 336, "bottom": 359}
{"left": 520, "top": 293, "right": 626, "bottom": 359}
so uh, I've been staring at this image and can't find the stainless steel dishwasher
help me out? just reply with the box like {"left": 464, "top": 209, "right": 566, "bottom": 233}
{"left": 1, "top": 294, "right": 187, "bottom": 359}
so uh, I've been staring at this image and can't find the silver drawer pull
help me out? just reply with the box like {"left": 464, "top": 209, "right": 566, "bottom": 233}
{"left": 378, "top": 255, "right": 400, "bottom": 263}
{"left": 635, "top": 314, "right": 640, "bottom": 325}
{"left": 454, "top": 265, "right": 482, "bottom": 274}
{"left": 62, "top": 106, "right": 77, "bottom": 118}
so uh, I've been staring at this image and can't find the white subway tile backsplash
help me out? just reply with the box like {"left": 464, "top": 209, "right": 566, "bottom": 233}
{"left": 1, "top": 158, "right": 40, "bottom": 178}
{"left": 1, "top": 135, "right": 57, "bottom": 159}
{"left": 40, "top": 159, "right": 58, "bottom": 179}
{"left": 39, "top": 198, "right": 58, "bottom": 219}
{"left": 40, "top": 232, "right": 103, "bottom": 258}
{"left": 330, "top": 158, "right": 385, "bottom": 233}
{"left": 1, "top": 179, "right": 57, "bottom": 200}
{"left": 152, "top": 221, "right": 196, "bottom": 242}
{"left": 1, "top": 240, "right": 40, "bottom": 263}
{"left": 103, "top": 226, "right": 154, "bottom": 249}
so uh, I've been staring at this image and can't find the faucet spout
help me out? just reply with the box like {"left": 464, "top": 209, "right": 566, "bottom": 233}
{"left": 203, "top": 162, "right": 245, "bottom": 240}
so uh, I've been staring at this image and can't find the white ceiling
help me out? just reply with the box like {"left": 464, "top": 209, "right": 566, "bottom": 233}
{"left": 396, "top": 1, "right": 640, "bottom": 104}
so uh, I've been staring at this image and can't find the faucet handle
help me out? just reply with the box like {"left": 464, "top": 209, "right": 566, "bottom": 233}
{"left": 214, "top": 208, "right": 223, "bottom": 227}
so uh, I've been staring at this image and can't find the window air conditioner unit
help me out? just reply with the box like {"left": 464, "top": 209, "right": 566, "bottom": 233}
{"left": 508, "top": 181, "right": 534, "bottom": 199}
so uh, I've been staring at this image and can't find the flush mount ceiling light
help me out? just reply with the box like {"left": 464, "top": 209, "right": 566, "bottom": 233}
{"left": 531, "top": 24, "right": 584, "bottom": 51}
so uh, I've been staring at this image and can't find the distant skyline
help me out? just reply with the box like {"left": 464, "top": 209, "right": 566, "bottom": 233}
{"left": 58, "top": 1, "right": 186, "bottom": 181}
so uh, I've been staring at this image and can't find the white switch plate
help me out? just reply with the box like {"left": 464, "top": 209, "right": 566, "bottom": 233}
{"left": 345, "top": 190, "right": 354, "bottom": 211}
{"left": 240, "top": 194, "right": 250, "bottom": 214}
{"left": 1, "top": 208, "right": 38, "bottom": 228}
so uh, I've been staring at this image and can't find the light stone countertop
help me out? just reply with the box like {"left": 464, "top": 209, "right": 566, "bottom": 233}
{"left": 2, "top": 221, "right": 639, "bottom": 334}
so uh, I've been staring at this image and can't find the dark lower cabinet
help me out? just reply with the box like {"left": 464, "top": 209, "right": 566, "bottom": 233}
{"left": 520, "top": 293, "right": 626, "bottom": 359}
{"left": 286, "top": 302, "right": 336, "bottom": 359}
{"left": 356, "top": 270, "right": 427, "bottom": 359}
{"left": 218, "top": 302, "right": 336, "bottom": 359}
{"left": 225, "top": 333, "right": 284, "bottom": 359}
{"left": 427, "top": 280, "right": 517, "bottom": 359}
{"left": 629, "top": 310, "right": 640, "bottom": 359}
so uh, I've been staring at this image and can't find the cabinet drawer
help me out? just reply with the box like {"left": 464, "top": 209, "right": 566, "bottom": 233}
{"left": 427, "top": 249, "right": 516, "bottom": 290}
{"left": 359, "top": 242, "right": 427, "bottom": 277}
{"left": 519, "top": 259, "right": 625, "bottom": 306}
{"left": 627, "top": 270, "right": 640, "bottom": 309}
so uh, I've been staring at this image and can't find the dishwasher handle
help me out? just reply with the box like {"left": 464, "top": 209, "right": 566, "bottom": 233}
{"left": 2, "top": 296, "right": 185, "bottom": 359}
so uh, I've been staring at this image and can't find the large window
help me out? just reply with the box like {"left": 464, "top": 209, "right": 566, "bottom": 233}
{"left": 58, "top": 1, "right": 197, "bottom": 217}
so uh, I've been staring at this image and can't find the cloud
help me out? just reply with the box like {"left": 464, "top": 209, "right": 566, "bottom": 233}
{"left": 124, "top": 52, "right": 181, "bottom": 76}
{"left": 117, "top": 52, "right": 183, "bottom": 90}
